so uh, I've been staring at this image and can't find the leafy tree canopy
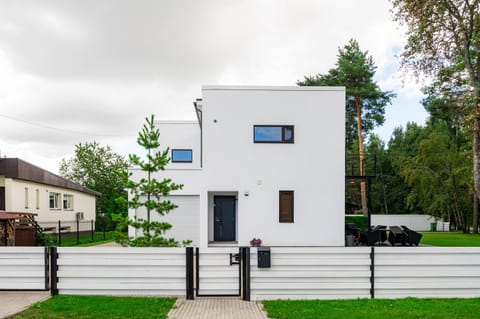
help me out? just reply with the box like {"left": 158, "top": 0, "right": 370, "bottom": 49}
{"left": 298, "top": 39, "right": 395, "bottom": 145}
{"left": 60, "top": 142, "right": 129, "bottom": 231}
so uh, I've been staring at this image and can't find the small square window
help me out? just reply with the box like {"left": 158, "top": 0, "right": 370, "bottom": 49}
{"left": 254, "top": 125, "right": 294, "bottom": 143}
{"left": 279, "top": 191, "right": 294, "bottom": 223}
{"left": 172, "top": 149, "right": 193, "bottom": 163}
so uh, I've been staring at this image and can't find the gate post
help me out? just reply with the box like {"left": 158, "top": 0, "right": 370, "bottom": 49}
{"left": 44, "top": 246, "right": 49, "bottom": 291}
{"left": 241, "top": 247, "right": 251, "bottom": 301}
{"left": 370, "top": 246, "right": 375, "bottom": 299}
{"left": 50, "top": 246, "right": 58, "bottom": 296}
{"left": 186, "top": 247, "right": 194, "bottom": 300}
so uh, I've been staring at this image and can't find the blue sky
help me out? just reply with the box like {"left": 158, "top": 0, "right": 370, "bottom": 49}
{"left": 0, "top": 0, "right": 429, "bottom": 173}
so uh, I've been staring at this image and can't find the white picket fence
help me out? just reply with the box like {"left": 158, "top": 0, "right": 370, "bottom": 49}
{"left": 0, "top": 247, "right": 47, "bottom": 290}
{"left": 1, "top": 246, "right": 480, "bottom": 300}
{"left": 56, "top": 247, "right": 185, "bottom": 295}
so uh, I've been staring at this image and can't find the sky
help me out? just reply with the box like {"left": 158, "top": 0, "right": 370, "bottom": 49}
{"left": 0, "top": 0, "right": 429, "bottom": 174}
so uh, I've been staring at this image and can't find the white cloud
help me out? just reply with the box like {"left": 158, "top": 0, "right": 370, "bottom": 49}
{"left": 0, "top": 0, "right": 428, "bottom": 173}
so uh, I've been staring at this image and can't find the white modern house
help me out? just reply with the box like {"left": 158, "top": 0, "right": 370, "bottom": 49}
{"left": 129, "top": 85, "right": 345, "bottom": 247}
{"left": 0, "top": 158, "right": 99, "bottom": 233}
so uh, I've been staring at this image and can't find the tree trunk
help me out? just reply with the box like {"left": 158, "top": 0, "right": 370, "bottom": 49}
{"left": 473, "top": 191, "right": 478, "bottom": 234}
{"left": 472, "top": 84, "right": 480, "bottom": 234}
{"left": 474, "top": 120, "right": 480, "bottom": 233}
{"left": 355, "top": 96, "right": 368, "bottom": 216}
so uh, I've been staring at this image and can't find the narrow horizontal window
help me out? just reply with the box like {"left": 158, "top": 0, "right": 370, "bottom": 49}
{"left": 254, "top": 125, "right": 294, "bottom": 143}
{"left": 172, "top": 149, "right": 193, "bottom": 163}
{"left": 279, "top": 190, "right": 294, "bottom": 223}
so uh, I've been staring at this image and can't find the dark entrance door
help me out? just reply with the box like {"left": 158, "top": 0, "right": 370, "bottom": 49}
{"left": 0, "top": 187, "right": 5, "bottom": 211}
{"left": 214, "top": 196, "right": 236, "bottom": 241}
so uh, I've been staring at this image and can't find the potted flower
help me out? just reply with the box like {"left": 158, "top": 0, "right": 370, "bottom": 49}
{"left": 250, "top": 237, "right": 262, "bottom": 247}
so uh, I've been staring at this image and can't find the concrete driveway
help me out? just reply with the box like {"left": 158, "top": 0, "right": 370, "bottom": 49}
{"left": 0, "top": 291, "right": 50, "bottom": 318}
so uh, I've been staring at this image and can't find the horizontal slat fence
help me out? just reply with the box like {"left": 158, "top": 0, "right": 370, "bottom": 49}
{"left": 0, "top": 247, "right": 47, "bottom": 290}
{"left": 197, "top": 247, "right": 240, "bottom": 296}
{"left": 2, "top": 246, "right": 480, "bottom": 300}
{"left": 375, "top": 247, "right": 480, "bottom": 298}
{"left": 56, "top": 247, "right": 186, "bottom": 295}
{"left": 251, "top": 247, "right": 372, "bottom": 300}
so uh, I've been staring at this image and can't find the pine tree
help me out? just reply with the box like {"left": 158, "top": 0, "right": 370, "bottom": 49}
{"left": 114, "top": 115, "right": 183, "bottom": 247}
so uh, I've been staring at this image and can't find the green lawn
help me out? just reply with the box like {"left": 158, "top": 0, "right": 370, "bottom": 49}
{"left": 420, "top": 231, "right": 480, "bottom": 246}
{"left": 263, "top": 298, "right": 480, "bottom": 319}
{"left": 10, "top": 295, "right": 176, "bottom": 319}
{"left": 39, "top": 231, "right": 116, "bottom": 247}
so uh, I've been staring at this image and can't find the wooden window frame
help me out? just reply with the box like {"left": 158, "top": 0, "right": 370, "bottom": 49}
{"left": 279, "top": 190, "right": 294, "bottom": 223}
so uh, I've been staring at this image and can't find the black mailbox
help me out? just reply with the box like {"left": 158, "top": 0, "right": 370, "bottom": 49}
{"left": 257, "top": 247, "right": 271, "bottom": 268}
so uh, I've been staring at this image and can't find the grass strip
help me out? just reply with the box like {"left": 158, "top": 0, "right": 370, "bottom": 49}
{"left": 11, "top": 295, "right": 176, "bottom": 319}
{"left": 421, "top": 232, "right": 480, "bottom": 246}
{"left": 263, "top": 298, "right": 480, "bottom": 319}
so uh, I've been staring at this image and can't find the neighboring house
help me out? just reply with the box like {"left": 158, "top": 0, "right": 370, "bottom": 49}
{"left": 0, "top": 158, "right": 99, "bottom": 233}
{"left": 129, "top": 85, "right": 345, "bottom": 247}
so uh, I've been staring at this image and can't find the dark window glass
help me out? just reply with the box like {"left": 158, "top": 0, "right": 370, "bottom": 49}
{"left": 254, "top": 125, "right": 294, "bottom": 143}
{"left": 172, "top": 149, "right": 193, "bottom": 163}
{"left": 279, "top": 191, "right": 294, "bottom": 223}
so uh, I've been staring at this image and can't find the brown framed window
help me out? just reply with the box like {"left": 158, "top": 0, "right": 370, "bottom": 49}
{"left": 279, "top": 190, "right": 294, "bottom": 223}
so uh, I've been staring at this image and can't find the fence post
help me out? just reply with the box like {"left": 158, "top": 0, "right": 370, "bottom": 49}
{"left": 76, "top": 219, "right": 80, "bottom": 244}
{"left": 186, "top": 247, "right": 194, "bottom": 300}
{"left": 57, "top": 220, "right": 61, "bottom": 246}
{"left": 44, "top": 246, "right": 49, "bottom": 291}
{"left": 241, "top": 247, "right": 251, "bottom": 301}
{"left": 91, "top": 220, "right": 94, "bottom": 241}
{"left": 50, "top": 246, "right": 58, "bottom": 296}
{"left": 370, "top": 246, "right": 375, "bottom": 299}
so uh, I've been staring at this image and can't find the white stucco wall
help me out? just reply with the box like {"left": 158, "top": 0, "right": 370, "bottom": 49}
{"left": 3, "top": 177, "right": 96, "bottom": 231}
{"left": 133, "top": 195, "right": 200, "bottom": 245}
{"left": 155, "top": 121, "right": 201, "bottom": 170}
{"left": 200, "top": 86, "right": 345, "bottom": 247}
{"left": 371, "top": 214, "right": 439, "bottom": 231}
{"left": 129, "top": 85, "right": 345, "bottom": 247}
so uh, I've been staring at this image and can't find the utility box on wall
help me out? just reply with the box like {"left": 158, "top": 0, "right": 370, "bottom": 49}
{"left": 257, "top": 247, "right": 271, "bottom": 268}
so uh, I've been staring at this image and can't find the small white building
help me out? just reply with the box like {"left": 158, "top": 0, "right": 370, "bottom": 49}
{"left": 0, "top": 158, "right": 99, "bottom": 232}
{"left": 129, "top": 85, "right": 345, "bottom": 247}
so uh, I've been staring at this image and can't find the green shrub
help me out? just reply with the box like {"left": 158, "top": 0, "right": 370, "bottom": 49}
{"left": 345, "top": 215, "right": 369, "bottom": 230}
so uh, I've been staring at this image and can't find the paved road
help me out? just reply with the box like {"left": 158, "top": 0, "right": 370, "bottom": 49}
{"left": 0, "top": 291, "right": 50, "bottom": 318}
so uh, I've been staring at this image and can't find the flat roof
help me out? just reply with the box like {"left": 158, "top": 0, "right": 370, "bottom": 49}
{"left": 154, "top": 120, "right": 198, "bottom": 125}
{"left": 202, "top": 85, "right": 345, "bottom": 92}
{"left": 0, "top": 158, "right": 101, "bottom": 196}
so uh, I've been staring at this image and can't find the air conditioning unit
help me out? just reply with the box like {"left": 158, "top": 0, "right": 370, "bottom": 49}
{"left": 76, "top": 212, "right": 84, "bottom": 220}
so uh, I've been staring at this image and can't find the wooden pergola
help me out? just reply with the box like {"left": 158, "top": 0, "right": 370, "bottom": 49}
{"left": 0, "top": 212, "right": 38, "bottom": 246}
